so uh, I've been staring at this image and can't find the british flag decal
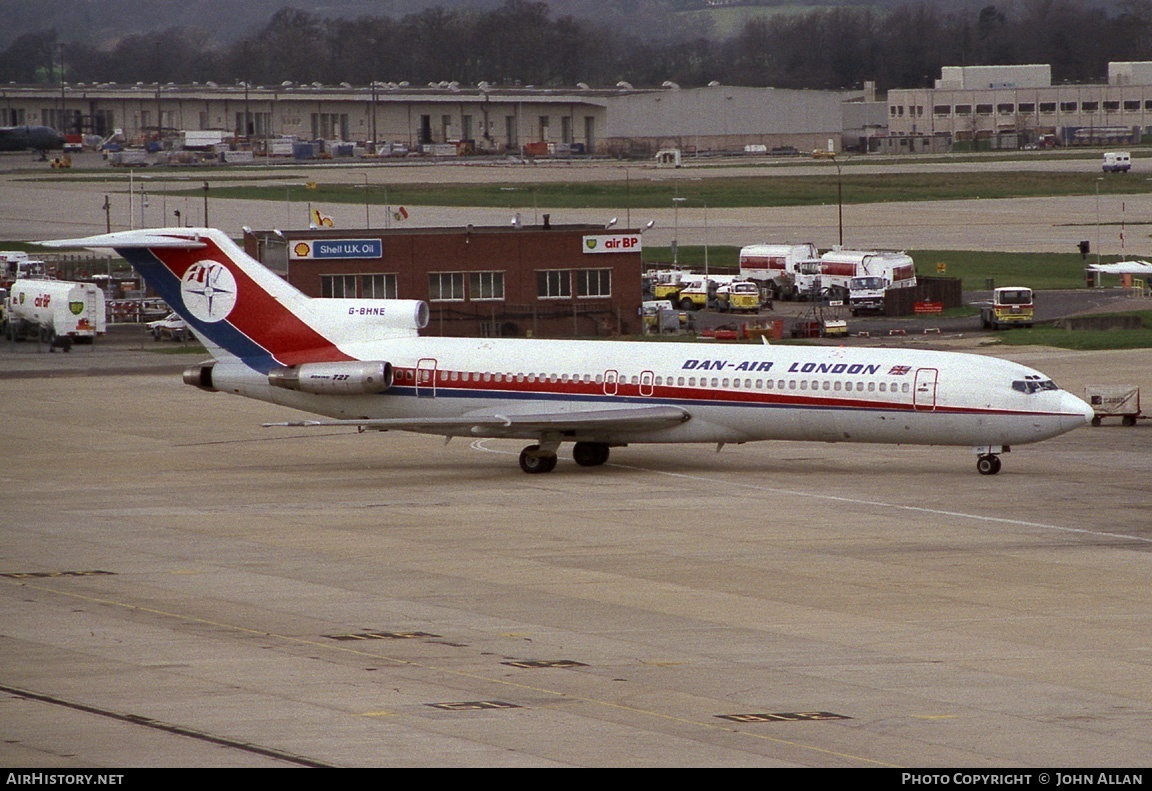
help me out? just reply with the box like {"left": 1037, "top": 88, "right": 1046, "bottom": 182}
{"left": 889, "top": 365, "right": 912, "bottom": 375}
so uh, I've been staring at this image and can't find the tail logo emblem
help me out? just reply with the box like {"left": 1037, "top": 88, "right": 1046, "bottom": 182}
{"left": 181, "top": 260, "right": 237, "bottom": 323}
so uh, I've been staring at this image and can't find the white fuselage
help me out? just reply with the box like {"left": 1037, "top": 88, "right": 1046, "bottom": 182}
{"left": 211, "top": 336, "right": 1092, "bottom": 449}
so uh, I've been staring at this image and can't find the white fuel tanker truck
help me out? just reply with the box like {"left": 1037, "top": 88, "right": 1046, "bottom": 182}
{"left": 5, "top": 279, "right": 106, "bottom": 349}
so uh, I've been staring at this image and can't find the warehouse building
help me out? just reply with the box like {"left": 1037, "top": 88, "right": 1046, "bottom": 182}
{"left": 1, "top": 81, "right": 873, "bottom": 156}
{"left": 243, "top": 222, "right": 644, "bottom": 338}
{"left": 887, "top": 62, "right": 1152, "bottom": 149}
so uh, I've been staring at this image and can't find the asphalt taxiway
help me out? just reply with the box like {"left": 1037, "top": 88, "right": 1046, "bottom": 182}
{"left": 0, "top": 341, "right": 1149, "bottom": 767}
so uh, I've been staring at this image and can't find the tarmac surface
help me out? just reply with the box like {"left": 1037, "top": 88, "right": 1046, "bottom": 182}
{"left": 1, "top": 329, "right": 1150, "bottom": 767}
{"left": 2, "top": 153, "right": 1151, "bottom": 767}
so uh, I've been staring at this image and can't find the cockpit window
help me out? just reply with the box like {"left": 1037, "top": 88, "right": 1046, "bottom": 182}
{"left": 1012, "top": 375, "right": 1058, "bottom": 394}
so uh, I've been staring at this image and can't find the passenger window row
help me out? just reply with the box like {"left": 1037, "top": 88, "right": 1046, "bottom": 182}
{"left": 397, "top": 368, "right": 914, "bottom": 395}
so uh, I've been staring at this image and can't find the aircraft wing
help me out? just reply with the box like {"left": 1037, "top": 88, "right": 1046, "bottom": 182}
{"left": 265, "top": 404, "right": 691, "bottom": 437}
{"left": 1087, "top": 260, "right": 1152, "bottom": 275}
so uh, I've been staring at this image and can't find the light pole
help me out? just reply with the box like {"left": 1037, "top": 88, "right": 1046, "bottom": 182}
{"left": 703, "top": 201, "right": 709, "bottom": 276}
{"left": 1096, "top": 176, "right": 1103, "bottom": 266}
{"left": 673, "top": 196, "right": 686, "bottom": 265}
{"left": 363, "top": 173, "right": 370, "bottom": 228}
{"left": 139, "top": 177, "right": 148, "bottom": 229}
{"left": 835, "top": 157, "right": 843, "bottom": 247}
{"left": 815, "top": 151, "right": 843, "bottom": 247}
{"left": 625, "top": 168, "right": 630, "bottom": 227}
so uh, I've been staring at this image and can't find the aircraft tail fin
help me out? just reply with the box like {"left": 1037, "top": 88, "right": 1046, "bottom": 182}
{"left": 38, "top": 228, "right": 427, "bottom": 372}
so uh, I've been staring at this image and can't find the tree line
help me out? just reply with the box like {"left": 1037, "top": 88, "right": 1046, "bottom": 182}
{"left": 3, "top": 1, "right": 1152, "bottom": 92}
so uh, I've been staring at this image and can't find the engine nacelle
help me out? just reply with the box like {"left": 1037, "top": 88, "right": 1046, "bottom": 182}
{"left": 268, "top": 361, "right": 393, "bottom": 395}
{"left": 308, "top": 299, "right": 430, "bottom": 342}
{"left": 183, "top": 362, "right": 217, "bottom": 392}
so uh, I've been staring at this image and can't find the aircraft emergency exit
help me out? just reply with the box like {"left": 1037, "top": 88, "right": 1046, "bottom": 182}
{"left": 40, "top": 229, "right": 1094, "bottom": 475}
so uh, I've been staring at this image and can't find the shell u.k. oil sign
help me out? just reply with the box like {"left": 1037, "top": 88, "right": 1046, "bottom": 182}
{"left": 290, "top": 239, "right": 383, "bottom": 260}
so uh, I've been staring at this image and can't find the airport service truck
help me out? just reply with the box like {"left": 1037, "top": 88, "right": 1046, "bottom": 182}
{"left": 1, "top": 251, "right": 47, "bottom": 284}
{"left": 980, "top": 286, "right": 1033, "bottom": 330}
{"left": 648, "top": 269, "right": 693, "bottom": 302}
{"left": 738, "top": 243, "right": 819, "bottom": 299}
{"left": 795, "top": 250, "right": 917, "bottom": 306}
{"left": 5, "top": 279, "right": 106, "bottom": 349}
{"left": 715, "top": 280, "right": 766, "bottom": 312}
{"left": 1102, "top": 151, "right": 1131, "bottom": 173}
{"left": 675, "top": 275, "right": 727, "bottom": 310}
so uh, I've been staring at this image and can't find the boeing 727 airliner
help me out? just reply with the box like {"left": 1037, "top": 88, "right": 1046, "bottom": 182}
{"left": 41, "top": 228, "right": 1094, "bottom": 475}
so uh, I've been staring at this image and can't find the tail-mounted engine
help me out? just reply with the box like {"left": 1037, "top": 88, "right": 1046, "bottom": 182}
{"left": 311, "top": 299, "right": 430, "bottom": 342}
{"left": 183, "top": 362, "right": 217, "bottom": 392}
{"left": 268, "top": 361, "right": 393, "bottom": 395}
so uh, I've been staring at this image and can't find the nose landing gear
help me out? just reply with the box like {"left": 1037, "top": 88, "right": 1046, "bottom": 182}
{"left": 974, "top": 445, "right": 1007, "bottom": 475}
{"left": 976, "top": 454, "right": 1002, "bottom": 475}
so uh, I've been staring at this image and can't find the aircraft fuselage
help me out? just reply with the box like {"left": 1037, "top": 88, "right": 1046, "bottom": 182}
{"left": 211, "top": 336, "right": 1091, "bottom": 450}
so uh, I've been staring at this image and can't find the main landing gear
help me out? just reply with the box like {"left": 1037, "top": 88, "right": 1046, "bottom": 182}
{"left": 518, "top": 445, "right": 557, "bottom": 474}
{"left": 572, "top": 441, "right": 610, "bottom": 467}
{"left": 518, "top": 441, "right": 611, "bottom": 474}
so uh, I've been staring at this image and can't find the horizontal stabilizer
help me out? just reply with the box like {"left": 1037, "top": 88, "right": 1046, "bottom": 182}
{"left": 38, "top": 230, "right": 209, "bottom": 250}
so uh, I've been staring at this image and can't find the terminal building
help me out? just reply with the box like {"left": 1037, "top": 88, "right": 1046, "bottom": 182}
{"left": 243, "top": 222, "right": 644, "bottom": 339}
{"left": 886, "top": 62, "right": 1152, "bottom": 151}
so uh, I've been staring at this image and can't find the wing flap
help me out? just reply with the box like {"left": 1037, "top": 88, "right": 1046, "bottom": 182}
{"left": 265, "top": 405, "right": 691, "bottom": 437}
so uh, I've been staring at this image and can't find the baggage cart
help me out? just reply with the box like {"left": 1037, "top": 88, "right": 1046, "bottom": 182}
{"left": 1085, "top": 385, "right": 1143, "bottom": 426}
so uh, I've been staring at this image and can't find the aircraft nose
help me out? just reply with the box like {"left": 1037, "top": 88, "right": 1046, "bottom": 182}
{"left": 1062, "top": 391, "right": 1095, "bottom": 425}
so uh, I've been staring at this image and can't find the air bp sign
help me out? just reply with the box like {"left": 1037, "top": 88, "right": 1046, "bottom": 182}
{"left": 583, "top": 234, "right": 642, "bottom": 254}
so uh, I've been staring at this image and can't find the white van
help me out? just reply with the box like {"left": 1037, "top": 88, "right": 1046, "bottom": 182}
{"left": 1103, "top": 152, "right": 1131, "bottom": 173}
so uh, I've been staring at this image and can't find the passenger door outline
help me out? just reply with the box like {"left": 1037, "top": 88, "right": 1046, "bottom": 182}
{"left": 416, "top": 357, "right": 438, "bottom": 398}
{"left": 914, "top": 367, "right": 938, "bottom": 411}
{"left": 603, "top": 369, "right": 619, "bottom": 396}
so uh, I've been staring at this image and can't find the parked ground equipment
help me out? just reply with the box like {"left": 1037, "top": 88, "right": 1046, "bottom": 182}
{"left": 980, "top": 286, "right": 1034, "bottom": 330}
{"left": 1085, "top": 385, "right": 1143, "bottom": 426}
{"left": 716, "top": 280, "right": 768, "bottom": 312}
{"left": 738, "top": 243, "right": 819, "bottom": 300}
{"left": 5, "top": 279, "right": 106, "bottom": 349}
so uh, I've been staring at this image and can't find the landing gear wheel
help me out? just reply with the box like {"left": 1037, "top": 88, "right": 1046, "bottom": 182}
{"left": 572, "top": 442, "right": 610, "bottom": 467}
{"left": 976, "top": 454, "right": 1002, "bottom": 475}
{"left": 519, "top": 445, "right": 558, "bottom": 474}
